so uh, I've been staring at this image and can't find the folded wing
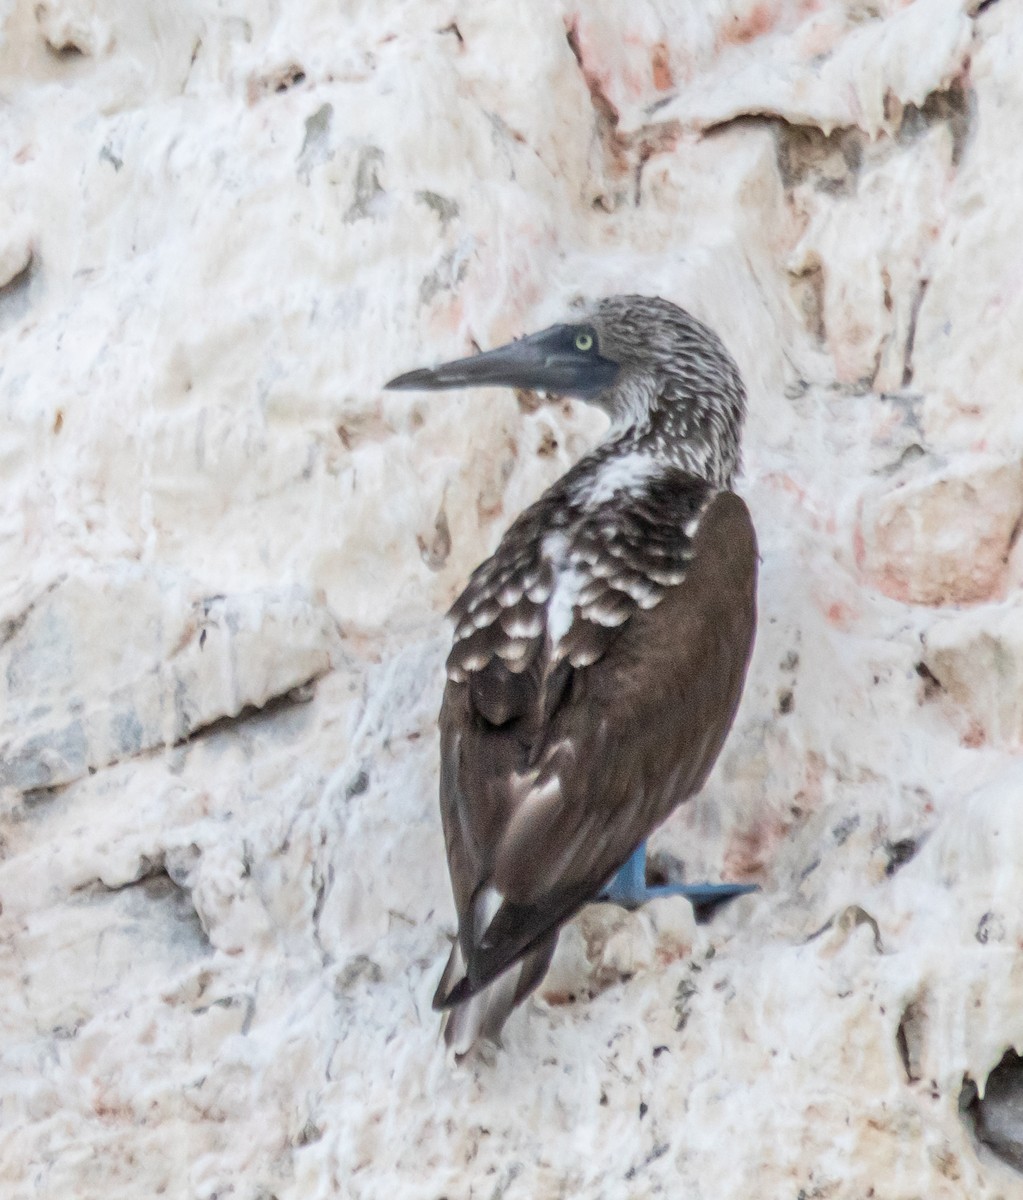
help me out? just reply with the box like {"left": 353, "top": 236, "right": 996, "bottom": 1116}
{"left": 436, "top": 482, "right": 758, "bottom": 1008}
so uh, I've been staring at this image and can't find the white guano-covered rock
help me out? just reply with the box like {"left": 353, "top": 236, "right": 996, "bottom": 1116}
{"left": 3, "top": 1, "right": 1023, "bottom": 1197}
{"left": 1, "top": 569, "right": 341, "bottom": 791}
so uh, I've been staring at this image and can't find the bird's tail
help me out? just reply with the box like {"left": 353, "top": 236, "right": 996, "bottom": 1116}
{"left": 434, "top": 935, "right": 558, "bottom": 1058}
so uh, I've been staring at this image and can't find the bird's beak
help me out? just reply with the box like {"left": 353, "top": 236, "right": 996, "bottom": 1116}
{"left": 384, "top": 325, "right": 619, "bottom": 399}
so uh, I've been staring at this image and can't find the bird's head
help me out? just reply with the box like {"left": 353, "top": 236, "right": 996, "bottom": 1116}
{"left": 386, "top": 294, "right": 746, "bottom": 487}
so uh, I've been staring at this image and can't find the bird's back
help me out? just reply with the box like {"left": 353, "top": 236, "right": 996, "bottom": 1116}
{"left": 436, "top": 452, "right": 757, "bottom": 1027}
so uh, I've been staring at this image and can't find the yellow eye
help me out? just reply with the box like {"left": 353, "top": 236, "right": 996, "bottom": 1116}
{"left": 575, "top": 331, "right": 594, "bottom": 352}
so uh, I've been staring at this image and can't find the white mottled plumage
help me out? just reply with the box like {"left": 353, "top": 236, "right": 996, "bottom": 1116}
{"left": 450, "top": 452, "right": 708, "bottom": 674}
{"left": 501, "top": 612, "right": 544, "bottom": 639}
{"left": 543, "top": 532, "right": 585, "bottom": 652}
{"left": 577, "top": 450, "right": 657, "bottom": 508}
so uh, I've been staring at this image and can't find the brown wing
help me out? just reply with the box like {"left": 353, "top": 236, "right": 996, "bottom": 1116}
{"left": 436, "top": 489, "right": 757, "bottom": 1004}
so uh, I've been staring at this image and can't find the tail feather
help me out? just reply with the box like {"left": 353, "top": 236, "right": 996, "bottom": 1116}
{"left": 432, "top": 939, "right": 467, "bottom": 1011}
{"left": 435, "top": 934, "right": 558, "bottom": 1057}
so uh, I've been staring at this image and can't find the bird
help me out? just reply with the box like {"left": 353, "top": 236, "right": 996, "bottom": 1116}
{"left": 386, "top": 294, "right": 758, "bottom": 1056}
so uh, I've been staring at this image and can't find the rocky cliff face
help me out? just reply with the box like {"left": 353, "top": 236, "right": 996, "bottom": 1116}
{"left": 3, "top": 1, "right": 1022, "bottom": 1196}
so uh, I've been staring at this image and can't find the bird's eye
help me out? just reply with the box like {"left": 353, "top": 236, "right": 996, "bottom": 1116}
{"left": 575, "top": 331, "right": 594, "bottom": 352}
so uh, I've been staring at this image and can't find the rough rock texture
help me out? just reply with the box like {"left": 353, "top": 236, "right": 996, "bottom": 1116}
{"left": 3, "top": 1, "right": 1023, "bottom": 1197}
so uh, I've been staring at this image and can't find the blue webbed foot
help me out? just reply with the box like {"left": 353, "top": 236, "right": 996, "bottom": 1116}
{"left": 598, "top": 843, "right": 757, "bottom": 920}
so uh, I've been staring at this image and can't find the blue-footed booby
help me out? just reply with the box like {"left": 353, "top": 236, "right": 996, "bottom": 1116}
{"left": 386, "top": 295, "right": 758, "bottom": 1055}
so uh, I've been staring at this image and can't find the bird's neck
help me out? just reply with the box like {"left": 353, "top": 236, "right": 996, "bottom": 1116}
{"left": 598, "top": 374, "right": 742, "bottom": 491}
{"left": 599, "top": 405, "right": 738, "bottom": 491}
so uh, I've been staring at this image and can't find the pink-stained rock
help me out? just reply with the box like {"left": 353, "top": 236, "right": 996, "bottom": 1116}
{"left": 785, "top": 123, "right": 953, "bottom": 388}
{"left": 856, "top": 458, "right": 1023, "bottom": 606}
{"left": 922, "top": 605, "right": 1023, "bottom": 751}
{"left": 566, "top": 1, "right": 972, "bottom": 138}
